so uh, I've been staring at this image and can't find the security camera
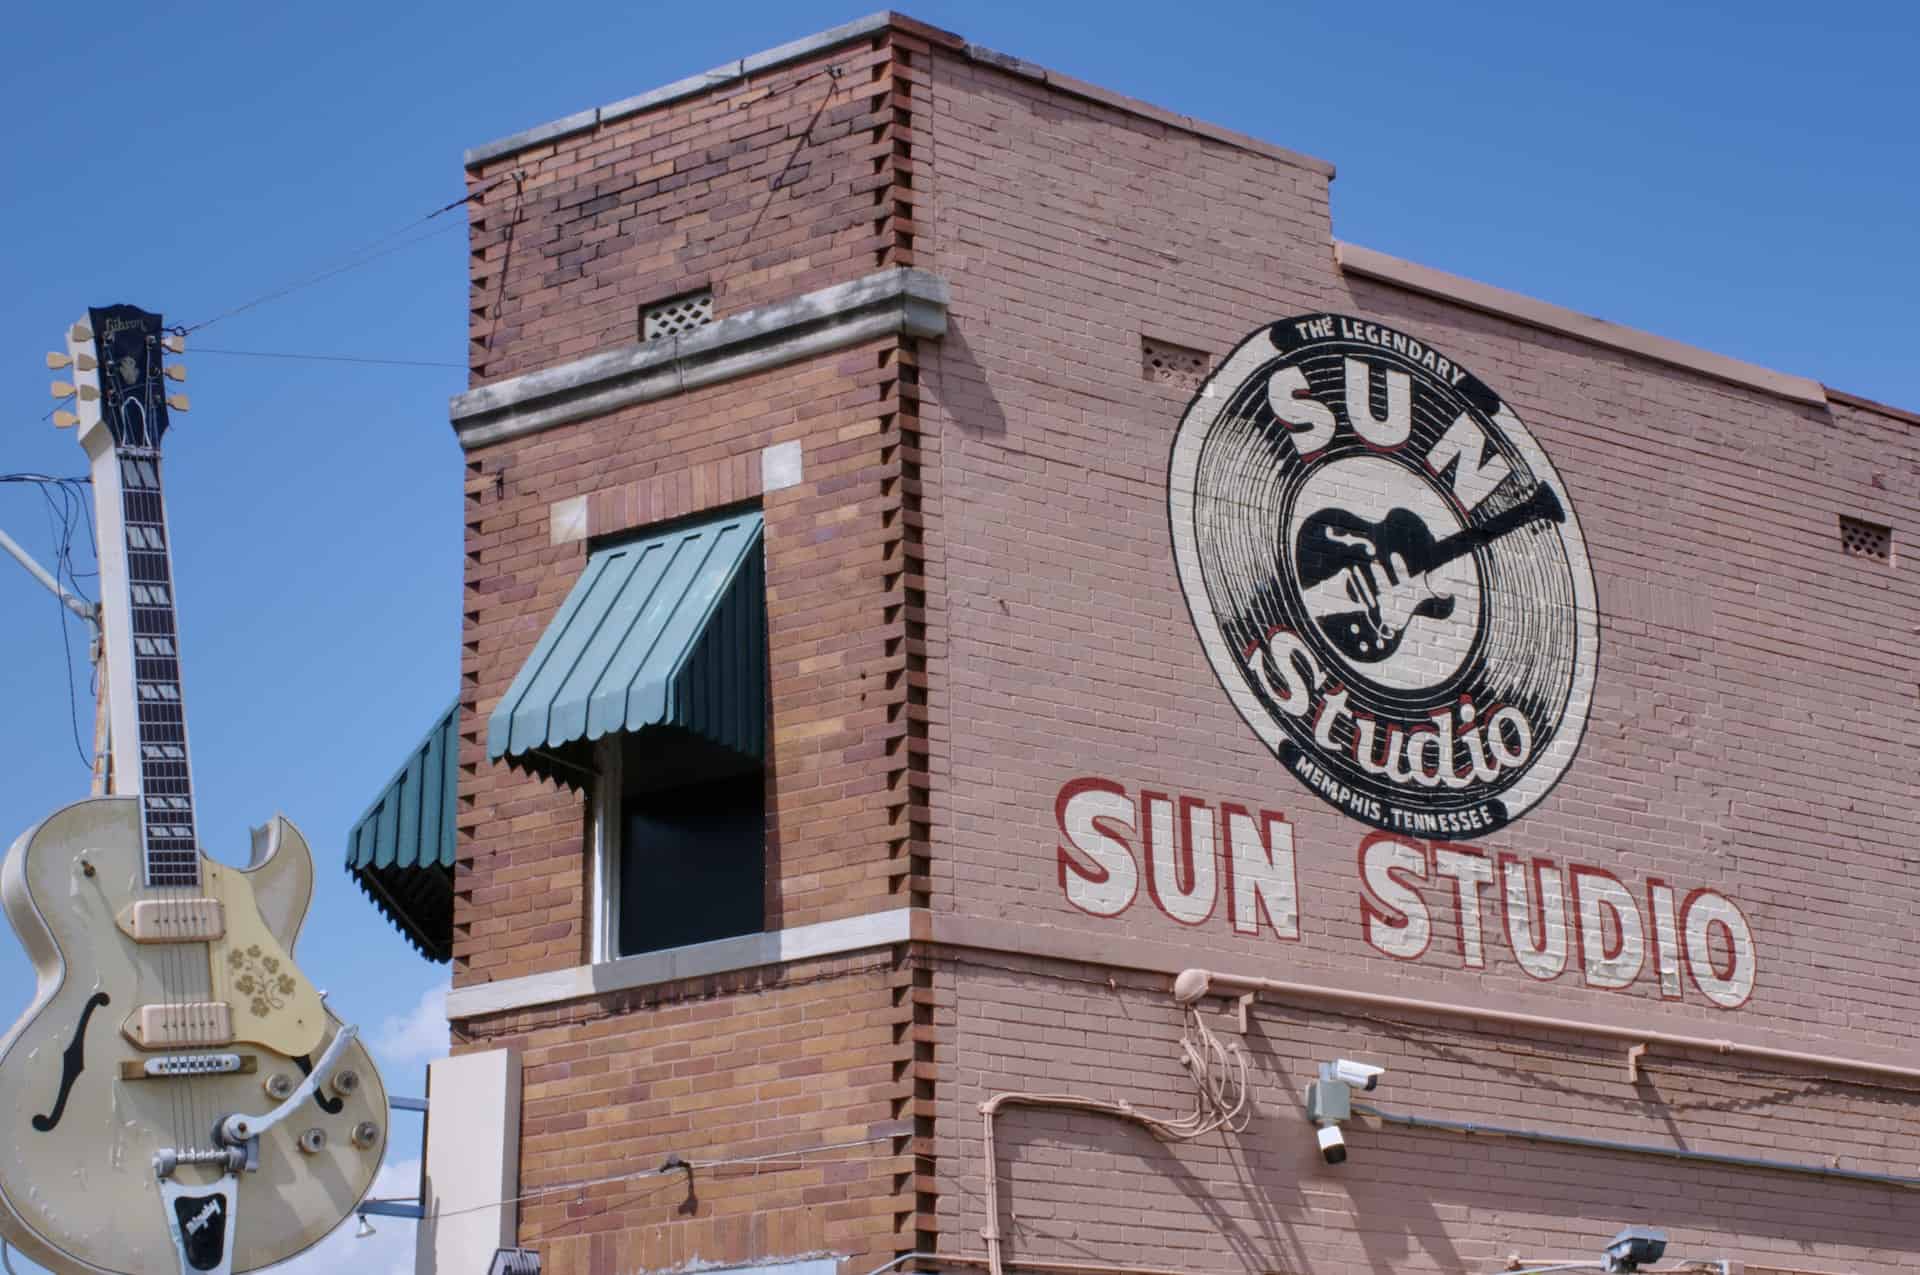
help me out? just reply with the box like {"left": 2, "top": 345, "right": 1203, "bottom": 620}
{"left": 1329, "top": 1059, "right": 1384, "bottom": 1091}
{"left": 1315, "top": 1123, "right": 1347, "bottom": 1165}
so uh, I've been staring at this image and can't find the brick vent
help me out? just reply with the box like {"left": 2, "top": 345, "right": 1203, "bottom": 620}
{"left": 1141, "top": 335, "right": 1208, "bottom": 389}
{"left": 1840, "top": 514, "right": 1892, "bottom": 563}
{"left": 642, "top": 289, "right": 714, "bottom": 341}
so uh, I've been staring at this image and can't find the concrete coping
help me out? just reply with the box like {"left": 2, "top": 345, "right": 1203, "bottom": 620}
{"left": 463, "top": 11, "right": 1333, "bottom": 179}
{"left": 1337, "top": 241, "right": 1831, "bottom": 409}
{"left": 449, "top": 266, "right": 949, "bottom": 449}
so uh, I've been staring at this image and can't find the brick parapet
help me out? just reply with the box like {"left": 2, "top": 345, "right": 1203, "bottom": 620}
{"left": 464, "top": 34, "right": 912, "bottom": 385}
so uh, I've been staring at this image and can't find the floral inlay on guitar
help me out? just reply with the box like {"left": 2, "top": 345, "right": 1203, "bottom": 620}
{"left": 227, "top": 946, "right": 297, "bottom": 1018}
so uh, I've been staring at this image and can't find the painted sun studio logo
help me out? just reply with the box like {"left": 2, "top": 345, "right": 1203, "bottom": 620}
{"left": 1168, "top": 314, "right": 1598, "bottom": 839}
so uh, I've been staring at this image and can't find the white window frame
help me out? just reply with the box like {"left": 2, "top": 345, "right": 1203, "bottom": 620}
{"left": 589, "top": 737, "right": 623, "bottom": 964}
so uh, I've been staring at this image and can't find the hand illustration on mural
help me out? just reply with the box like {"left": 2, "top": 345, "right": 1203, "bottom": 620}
{"left": 1297, "top": 482, "right": 1565, "bottom": 665}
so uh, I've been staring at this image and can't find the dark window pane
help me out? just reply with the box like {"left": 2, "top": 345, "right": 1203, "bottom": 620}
{"left": 618, "top": 770, "right": 764, "bottom": 955}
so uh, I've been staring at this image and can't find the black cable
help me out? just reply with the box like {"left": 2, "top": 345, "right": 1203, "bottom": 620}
{"left": 3, "top": 473, "right": 97, "bottom": 772}
{"left": 178, "top": 172, "right": 520, "bottom": 336}
{"left": 35, "top": 482, "right": 91, "bottom": 772}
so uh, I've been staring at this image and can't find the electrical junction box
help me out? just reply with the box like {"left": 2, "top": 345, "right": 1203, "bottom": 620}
{"left": 1305, "top": 1079, "right": 1352, "bottom": 1124}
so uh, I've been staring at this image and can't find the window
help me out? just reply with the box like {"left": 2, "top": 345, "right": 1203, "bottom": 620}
{"left": 593, "top": 728, "right": 766, "bottom": 960}
{"left": 487, "top": 507, "right": 768, "bottom": 966}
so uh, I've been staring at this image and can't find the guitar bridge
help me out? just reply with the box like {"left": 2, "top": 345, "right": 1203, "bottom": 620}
{"left": 127, "top": 1003, "right": 234, "bottom": 1049}
{"left": 121, "top": 1053, "right": 254, "bottom": 1081}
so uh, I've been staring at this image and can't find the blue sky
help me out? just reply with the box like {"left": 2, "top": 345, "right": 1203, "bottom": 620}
{"left": 0, "top": 2, "right": 1913, "bottom": 1270}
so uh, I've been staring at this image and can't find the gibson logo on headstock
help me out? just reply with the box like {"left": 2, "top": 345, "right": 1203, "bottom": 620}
{"left": 1167, "top": 314, "right": 1598, "bottom": 839}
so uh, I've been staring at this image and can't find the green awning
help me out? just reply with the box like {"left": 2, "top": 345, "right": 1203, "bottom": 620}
{"left": 488, "top": 509, "right": 765, "bottom": 787}
{"left": 347, "top": 699, "right": 458, "bottom": 962}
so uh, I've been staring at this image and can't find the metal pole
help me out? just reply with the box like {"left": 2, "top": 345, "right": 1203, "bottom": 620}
{"left": 0, "top": 526, "right": 97, "bottom": 626}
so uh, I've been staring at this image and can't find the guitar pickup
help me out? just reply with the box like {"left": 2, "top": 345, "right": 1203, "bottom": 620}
{"left": 117, "top": 898, "right": 226, "bottom": 943}
{"left": 120, "top": 1053, "right": 254, "bottom": 1081}
{"left": 127, "top": 1003, "right": 234, "bottom": 1050}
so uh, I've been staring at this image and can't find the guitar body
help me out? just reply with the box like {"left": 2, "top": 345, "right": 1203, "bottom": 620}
{"left": 1296, "top": 505, "right": 1458, "bottom": 663}
{"left": 0, "top": 797, "right": 387, "bottom": 1274}
{"left": 1294, "top": 485, "right": 1565, "bottom": 666}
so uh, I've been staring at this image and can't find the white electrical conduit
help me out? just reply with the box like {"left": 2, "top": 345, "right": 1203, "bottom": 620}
{"left": 979, "top": 1004, "right": 1249, "bottom": 1275}
{"left": 1170, "top": 969, "right": 1920, "bottom": 1085}
{"left": 1353, "top": 1101, "right": 1920, "bottom": 1191}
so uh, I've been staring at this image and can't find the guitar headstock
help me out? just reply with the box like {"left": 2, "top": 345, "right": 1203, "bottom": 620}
{"left": 47, "top": 306, "right": 186, "bottom": 449}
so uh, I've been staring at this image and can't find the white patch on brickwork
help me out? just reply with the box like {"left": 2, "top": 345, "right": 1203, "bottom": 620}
{"left": 760, "top": 439, "right": 804, "bottom": 492}
{"left": 550, "top": 494, "right": 588, "bottom": 544}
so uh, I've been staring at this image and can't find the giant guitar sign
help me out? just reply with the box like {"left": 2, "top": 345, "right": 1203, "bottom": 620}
{"left": 0, "top": 308, "right": 387, "bottom": 1275}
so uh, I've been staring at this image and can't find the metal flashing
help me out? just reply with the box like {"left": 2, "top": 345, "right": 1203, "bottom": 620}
{"left": 487, "top": 510, "right": 765, "bottom": 785}
{"left": 461, "top": 13, "right": 1334, "bottom": 179}
{"left": 450, "top": 268, "right": 949, "bottom": 449}
{"left": 1337, "top": 241, "right": 1830, "bottom": 408}
{"left": 464, "top": 13, "right": 896, "bottom": 167}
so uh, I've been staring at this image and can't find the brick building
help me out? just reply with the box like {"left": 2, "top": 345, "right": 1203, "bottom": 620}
{"left": 351, "top": 13, "right": 1920, "bottom": 1275}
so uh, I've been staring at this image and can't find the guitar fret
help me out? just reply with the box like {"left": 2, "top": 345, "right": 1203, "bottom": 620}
{"left": 110, "top": 448, "right": 202, "bottom": 887}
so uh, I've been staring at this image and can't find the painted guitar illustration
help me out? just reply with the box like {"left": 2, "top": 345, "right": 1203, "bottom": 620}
{"left": 0, "top": 308, "right": 387, "bottom": 1275}
{"left": 1297, "top": 480, "right": 1565, "bottom": 664}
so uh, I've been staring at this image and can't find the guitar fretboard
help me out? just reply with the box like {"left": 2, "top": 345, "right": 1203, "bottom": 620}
{"left": 119, "top": 449, "right": 199, "bottom": 888}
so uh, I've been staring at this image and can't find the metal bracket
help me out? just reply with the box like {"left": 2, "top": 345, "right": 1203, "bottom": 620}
{"left": 1626, "top": 1042, "right": 1648, "bottom": 1083}
{"left": 1235, "top": 993, "right": 1255, "bottom": 1034}
{"left": 216, "top": 1025, "right": 356, "bottom": 1147}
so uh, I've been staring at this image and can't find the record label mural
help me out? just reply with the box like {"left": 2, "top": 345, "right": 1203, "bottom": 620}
{"left": 1168, "top": 314, "right": 1597, "bottom": 839}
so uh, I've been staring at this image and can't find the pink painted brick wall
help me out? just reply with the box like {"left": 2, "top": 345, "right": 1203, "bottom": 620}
{"left": 916, "top": 41, "right": 1919, "bottom": 1275}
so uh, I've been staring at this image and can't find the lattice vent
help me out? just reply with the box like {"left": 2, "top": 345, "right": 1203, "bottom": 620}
{"left": 641, "top": 290, "right": 714, "bottom": 342}
{"left": 1142, "top": 336, "right": 1209, "bottom": 390}
{"left": 1839, "top": 515, "right": 1892, "bottom": 563}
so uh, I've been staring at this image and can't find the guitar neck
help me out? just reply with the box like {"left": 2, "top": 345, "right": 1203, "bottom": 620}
{"left": 1424, "top": 483, "right": 1563, "bottom": 575}
{"left": 112, "top": 448, "right": 200, "bottom": 887}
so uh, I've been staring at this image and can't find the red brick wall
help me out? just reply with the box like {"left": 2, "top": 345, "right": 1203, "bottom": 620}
{"left": 456, "top": 953, "right": 921, "bottom": 1275}
{"left": 453, "top": 27, "right": 941, "bottom": 1274}
{"left": 466, "top": 35, "right": 912, "bottom": 384}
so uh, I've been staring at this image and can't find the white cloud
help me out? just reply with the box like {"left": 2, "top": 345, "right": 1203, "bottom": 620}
{"left": 373, "top": 981, "right": 451, "bottom": 1072}
{"left": 264, "top": 1156, "right": 422, "bottom": 1275}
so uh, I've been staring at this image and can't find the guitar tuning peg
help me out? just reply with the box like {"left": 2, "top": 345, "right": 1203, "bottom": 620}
{"left": 166, "top": 393, "right": 189, "bottom": 412}
{"left": 162, "top": 333, "right": 185, "bottom": 354}
{"left": 77, "top": 385, "right": 99, "bottom": 402}
{"left": 52, "top": 410, "right": 80, "bottom": 428}
{"left": 46, "top": 352, "right": 72, "bottom": 370}
{"left": 164, "top": 364, "right": 187, "bottom": 383}
{"left": 76, "top": 352, "right": 96, "bottom": 371}
{"left": 50, "top": 380, "right": 76, "bottom": 398}
{"left": 70, "top": 323, "right": 92, "bottom": 342}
